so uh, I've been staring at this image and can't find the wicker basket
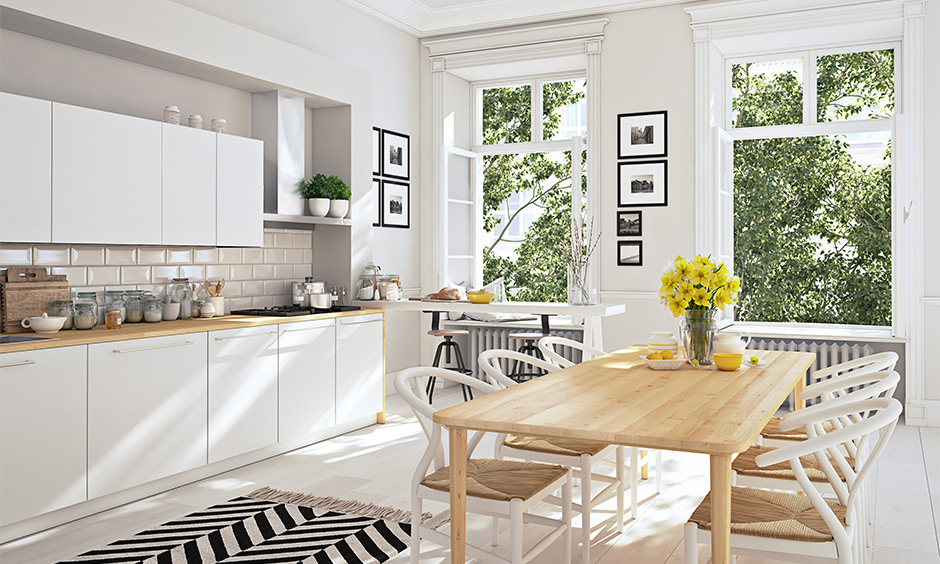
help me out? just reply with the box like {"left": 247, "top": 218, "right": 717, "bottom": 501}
{"left": 644, "top": 357, "right": 685, "bottom": 371}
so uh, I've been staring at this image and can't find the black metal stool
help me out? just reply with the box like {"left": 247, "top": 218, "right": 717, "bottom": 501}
{"left": 424, "top": 312, "right": 474, "bottom": 403}
{"left": 507, "top": 331, "right": 552, "bottom": 382}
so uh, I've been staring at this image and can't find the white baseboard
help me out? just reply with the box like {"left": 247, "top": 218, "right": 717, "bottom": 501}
{"left": 904, "top": 400, "right": 940, "bottom": 427}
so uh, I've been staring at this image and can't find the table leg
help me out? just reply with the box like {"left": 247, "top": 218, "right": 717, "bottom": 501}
{"left": 583, "top": 315, "right": 603, "bottom": 349}
{"left": 794, "top": 373, "right": 805, "bottom": 410}
{"left": 710, "top": 454, "right": 733, "bottom": 564}
{"left": 449, "top": 427, "right": 468, "bottom": 563}
{"left": 641, "top": 449, "right": 649, "bottom": 480}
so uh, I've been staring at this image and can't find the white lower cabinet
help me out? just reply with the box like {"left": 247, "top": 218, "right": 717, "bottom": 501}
{"left": 0, "top": 346, "right": 87, "bottom": 526}
{"left": 278, "top": 319, "right": 336, "bottom": 443}
{"left": 88, "top": 334, "right": 208, "bottom": 499}
{"left": 208, "top": 325, "right": 278, "bottom": 463}
{"left": 335, "top": 314, "right": 384, "bottom": 425}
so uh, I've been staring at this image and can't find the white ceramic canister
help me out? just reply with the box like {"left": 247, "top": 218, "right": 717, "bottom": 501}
{"left": 210, "top": 118, "right": 226, "bottom": 133}
{"left": 713, "top": 331, "right": 751, "bottom": 354}
{"left": 163, "top": 105, "right": 180, "bottom": 125}
{"left": 188, "top": 114, "right": 203, "bottom": 129}
{"left": 647, "top": 331, "right": 679, "bottom": 356}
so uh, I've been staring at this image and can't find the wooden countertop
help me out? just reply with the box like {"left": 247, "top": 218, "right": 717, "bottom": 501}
{"left": 0, "top": 309, "right": 384, "bottom": 353}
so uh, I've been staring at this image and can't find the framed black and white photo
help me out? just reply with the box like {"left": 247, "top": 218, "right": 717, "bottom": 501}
{"left": 617, "top": 110, "right": 667, "bottom": 159}
{"left": 617, "top": 211, "right": 642, "bottom": 237}
{"left": 381, "top": 129, "right": 410, "bottom": 180}
{"left": 617, "top": 160, "right": 667, "bottom": 207}
{"left": 617, "top": 241, "right": 643, "bottom": 266}
{"left": 381, "top": 180, "right": 410, "bottom": 228}
{"left": 372, "top": 177, "right": 382, "bottom": 226}
{"left": 372, "top": 127, "right": 381, "bottom": 176}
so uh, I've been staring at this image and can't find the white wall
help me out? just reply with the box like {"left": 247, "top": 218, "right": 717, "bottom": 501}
{"left": 922, "top": 0, "right": 940, "bottom": 405}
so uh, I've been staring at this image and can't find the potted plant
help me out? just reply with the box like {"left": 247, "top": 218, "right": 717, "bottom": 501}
{"left": 297, "top": 174, "right": 330, "bottom": 217}
{"left": 324, "top": 175, "right": 351, "bottom": 218}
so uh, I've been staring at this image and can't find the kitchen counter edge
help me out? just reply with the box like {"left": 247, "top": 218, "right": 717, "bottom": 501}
{"left": 0, "top": 309, "right": 385, "bottom": 353}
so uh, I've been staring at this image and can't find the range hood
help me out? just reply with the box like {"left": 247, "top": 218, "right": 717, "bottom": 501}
{"left": 252, "top": 91, "right": 311, "bottom": 227}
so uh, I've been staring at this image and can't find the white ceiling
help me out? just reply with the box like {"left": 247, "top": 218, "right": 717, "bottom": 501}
{"left": 337, "top": 0, "right": 699, "bottom": 37}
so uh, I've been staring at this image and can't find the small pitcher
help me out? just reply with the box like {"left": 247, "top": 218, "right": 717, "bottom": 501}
{"left": 713, "top": 331, "right": 752, "bottom": 355}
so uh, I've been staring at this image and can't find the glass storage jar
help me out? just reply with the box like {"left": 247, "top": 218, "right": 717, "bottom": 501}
{"left": 51, "top": 299, "right": 74, "bottom": 330}
{"left": 143, "top": 296, "right": 163, "bottom": 323}
{"left": 167, "top": 278, "right": 193, "bottom": 320}
{"left": 74, "top": 292, "right": 98, "bottom": 327}
{"left": 357, "top": 275, "right": 377, "bottom": 300}
{"left": 191, "top": 299, "right": 203, "bottom": 319}
{"left": 73, "top": 303, "right": 96, "bottom": 330}
{"left": 124, "top": 290, "right": 144, "bottom": 323}
{"left": 105, "top": 291, "right": 126, "bottom": 323}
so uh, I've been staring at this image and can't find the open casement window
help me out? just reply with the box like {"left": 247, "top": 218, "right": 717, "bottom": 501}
{"left": 721, "top": 45, "right": 896, "bottom": 327}
{"left": 443, "top": 147, "right": 483, "bottom": 289}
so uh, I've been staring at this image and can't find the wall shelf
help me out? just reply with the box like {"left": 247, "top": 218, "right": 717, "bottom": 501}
{"left": 262, "top": 213, "right": 353, "bottom": 230}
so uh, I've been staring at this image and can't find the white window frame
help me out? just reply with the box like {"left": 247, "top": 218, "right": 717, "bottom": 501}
{"left": 722, "top": 42, "right": 898, "bottom": 329}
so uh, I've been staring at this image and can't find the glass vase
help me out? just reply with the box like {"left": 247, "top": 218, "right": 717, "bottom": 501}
{"left": 679, "top": 308, "right": 717, "bottom": 365}
{"left": 567, "top": 282, "right": 595, "bottom": 306}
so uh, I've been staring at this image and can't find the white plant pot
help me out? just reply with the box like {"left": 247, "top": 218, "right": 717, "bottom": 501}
{"left": 327, "top": 199, "right": 349, "bottom": 218}
{"left": 307, "top": 198, "right": 330, "bottom": 217}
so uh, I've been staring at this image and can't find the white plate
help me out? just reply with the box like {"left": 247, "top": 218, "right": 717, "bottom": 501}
{"left": 743, "top": 357, "right": 767, "bottom": 368}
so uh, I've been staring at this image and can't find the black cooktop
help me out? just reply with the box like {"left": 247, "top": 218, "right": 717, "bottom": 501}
{"left": 231, "top": 305, "right": 361, "bottom": 317}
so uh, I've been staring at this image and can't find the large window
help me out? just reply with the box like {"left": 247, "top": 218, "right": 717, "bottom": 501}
{"left": 727, "top": 46, "right": 894, "bottom": 326}
{"left": 475, "top": 77, "right": 587, "bottom": 302}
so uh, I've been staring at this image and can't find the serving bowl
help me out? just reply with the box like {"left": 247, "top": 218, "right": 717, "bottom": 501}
{"left": 467, "top": 291, "right": 495, "bottom": 304}
{"left": 20, "top": 313, "right": 67, "bottom": 334}
{"left": 713, "top": 353, "right": 744, "bottom": 371}
{"left": 644, "top": 355, "right": 684, "bottom": 370}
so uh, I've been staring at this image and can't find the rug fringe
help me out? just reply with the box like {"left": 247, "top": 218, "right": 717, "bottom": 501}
{"left": 247, "top": 487, "right": 433, "bottom": 524}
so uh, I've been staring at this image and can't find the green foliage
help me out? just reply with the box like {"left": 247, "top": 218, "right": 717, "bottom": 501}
{"left": 297, "top": 174, "right": 350, "bottom": 200}
{"left": 732, "top": 51, "right": 893, "bottom": 326}
{"left": 480, "top": 80, "right": 586, "bottom": 302}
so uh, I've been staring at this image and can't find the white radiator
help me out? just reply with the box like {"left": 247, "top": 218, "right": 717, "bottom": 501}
{"left": 465, "top": 326, "right": 584, "bottom": 380}
{"left": 749, "top": 339, "right": 875, "bottom": 406}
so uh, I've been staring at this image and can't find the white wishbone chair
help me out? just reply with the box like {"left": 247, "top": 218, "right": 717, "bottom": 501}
{"left": 394, "top": 366, "right": 573, "bottom": 564}
{"left": 685, "top": 397, "right": 903, "bottom": 564}
{"left": 479, "top": 349, "right": 632, "bottom": 564}
{"left": 759, "top": 351, "right": 899, "bottom": 448}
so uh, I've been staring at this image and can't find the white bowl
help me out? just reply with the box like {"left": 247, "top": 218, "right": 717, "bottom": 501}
{"left": 21, "top": 313, "right": 67, "bottom": 334}
{"left": 644, "top": 356, "right": 685, "bottom": 371}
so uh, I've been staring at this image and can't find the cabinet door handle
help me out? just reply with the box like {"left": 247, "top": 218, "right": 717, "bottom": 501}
{"left": 283, "top": 326, "right": 330, "bottom": 333}
{"left": 214, "top": 331, "right": 277, "bottom": 341}
{"left": 113, "top": 341, "right": 195, "bottom": 354}
{"left": 0, "top": 360, "right": 36, "bottom": 369}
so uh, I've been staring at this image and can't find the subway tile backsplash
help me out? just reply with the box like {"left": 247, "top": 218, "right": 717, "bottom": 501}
{"left": 0, "top": 228, "right": 315, "bottom": 316}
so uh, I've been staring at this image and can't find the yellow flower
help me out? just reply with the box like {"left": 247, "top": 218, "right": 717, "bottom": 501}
{"left": 713, "top": 263, "right": 729, "bottom": 277}
{"left": 674, "top": 256, "right": 693, "bottom": 279}
{"left": 691, "top": 287, "right": 711, "bottom": 308}
{"left": 714, "top": 287, "right": 732, "bottom": 310}
{"left": 727, "top": 277, "right": 741, "bottom": 293}
{"left": 659, "top": 271, "right": 677, "bottom": 294}
{"left": 666, "top": 292, "right": 689, "bottom": 317}
{"left": 689, "top": 264, "right": 714, "bottom": 287}
{"left": 676, "top": 281, "right": 694, "bottom": 302}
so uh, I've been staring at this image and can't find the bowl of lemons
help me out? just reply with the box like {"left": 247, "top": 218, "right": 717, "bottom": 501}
{"left": 644, "top": 349, "right": 684, "bottom": 370}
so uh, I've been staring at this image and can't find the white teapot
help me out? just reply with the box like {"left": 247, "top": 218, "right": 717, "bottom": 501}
{"left": 713, "top": 331, "right": 751, "bottom": 355}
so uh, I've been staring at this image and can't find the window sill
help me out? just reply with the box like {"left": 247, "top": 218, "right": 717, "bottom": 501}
{"left": 725, "top": 322, "right": 905, "bottom": 344}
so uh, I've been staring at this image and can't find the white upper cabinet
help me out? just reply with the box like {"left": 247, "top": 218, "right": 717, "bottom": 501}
{"left": 0, "top": 93, "right": 52, "bottom": 243}
{"left": 52, "top": 103, "right": 162, "bottom": 245}
{"left": 335, "top": 314, "right": 384, "bottom": 425}
{"left": 217, "top": 134, "right": 263, "bottom": 247}
{"left": 162, "top": 124, "right": 217, "bottom": 246}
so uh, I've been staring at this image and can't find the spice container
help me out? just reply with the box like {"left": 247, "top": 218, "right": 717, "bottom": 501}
{"left": 191, "top": 299, "right": 203, "bottom": 319}
{"left": 163, "top": 105, "right": 180, "bottom": 125}
{"left": 124, "top": 290, "right": 144, "bottom": 323}
{"left": 105, "top": 309, "right": 122, "bottom": 329}
{"left": 143, "top": 297, "right": 163, "bottom": 323}
{"left": 74, "top": 303, "right": 96, "bottom": 330}
{"left": 74, "top": 292, "right": 99, "bottom": 326}
{"left": 105, "top": 291, "right": 126, "bottom": 323}
{"left": 51, "top": 299, "right": 74, "bottom": 330}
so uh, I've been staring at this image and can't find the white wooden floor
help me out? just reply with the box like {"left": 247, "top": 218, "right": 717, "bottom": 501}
{"left": 2, "top": 388, "right": 938, "bottom": 564}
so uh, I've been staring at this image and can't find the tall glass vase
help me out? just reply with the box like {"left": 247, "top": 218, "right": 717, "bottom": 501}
{"left": 679, "top": 308, "right": 717, "bottom": 365}
{"left": 567, "top": 271, "right": 595, "bottom": 306}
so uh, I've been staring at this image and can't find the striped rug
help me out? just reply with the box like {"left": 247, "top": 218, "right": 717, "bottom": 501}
{"left": 57, "top": 487, "right": 424, "bottom": 564}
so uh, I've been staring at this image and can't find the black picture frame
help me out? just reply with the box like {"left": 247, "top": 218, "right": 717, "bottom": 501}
{"left": 372, "top": 177, "right": 382, "bottom": 227}
{"left": 372, "top": 127, "right": 381, "bottom": 176}
{"left": 617, "top": 160, "right": 668, "bottom": 207}
{"left": 381, "top": 129, "right": 410, "bottom": 181}
{"left": 381, "top": 179, "right": 410, "bottom": 229}
{"left": 617, "top": 110, "right": 667, "bottom": 159}
{"left": 617, "top": 241, "right": 643, "bottom": 266}
{"left": 617, "top": 211, "right": 642, "bottom": 237}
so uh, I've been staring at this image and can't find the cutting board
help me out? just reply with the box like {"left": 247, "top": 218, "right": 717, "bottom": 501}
{"left": 1, "top": 268, "right": 69, "bottom": 333}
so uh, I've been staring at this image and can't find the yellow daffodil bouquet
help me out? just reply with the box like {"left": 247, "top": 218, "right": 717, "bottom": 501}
{"left": 658, "top": 254, "right": 741, "bottom": 318}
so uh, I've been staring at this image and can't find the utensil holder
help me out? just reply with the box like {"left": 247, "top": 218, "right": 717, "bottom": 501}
{"left": 209, "top": 296, "right": 225, "bottom": 317}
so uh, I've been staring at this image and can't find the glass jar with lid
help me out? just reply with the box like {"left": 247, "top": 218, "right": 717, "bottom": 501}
{"left": 357, "top": 275, "right": 377, "bottom": 300}
{"left": 74, "top": 303, "right": 96, "bottom": 330}
{"left": 105, "top": 291, "right": 126, "bottom": 323}
{"left": 124, "top": 290, "right": 144, "bottom": 323}
{"left": 74, "top": 292, "right": 98, "bottom": 327}
{"left": 51, "top": 299, "right": 74, "bottom": 330}
{"left": 167, "top": 278, "right": 193, "bottom": 320}
{"left": 143, "top": 296, "right": 163, "bottom": 323}
{"left": 191, "top": 299, "right": 203, "bottom": 320}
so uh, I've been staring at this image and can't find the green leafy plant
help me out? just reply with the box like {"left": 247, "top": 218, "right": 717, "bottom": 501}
{"left": 297, "top": 174, "right": 350, "bottom": 200}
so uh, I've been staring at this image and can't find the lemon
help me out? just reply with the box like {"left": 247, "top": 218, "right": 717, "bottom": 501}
{"left": 648, "top": 352, "right": 663, "bottom": 360}
{"left": 661, "top": 350, "right": 674, "bottom": 360}
{"left": 750, "top": 356, "right": 759, "bottom": 364}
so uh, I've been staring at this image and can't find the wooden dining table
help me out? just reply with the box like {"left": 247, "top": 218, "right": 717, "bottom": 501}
{"left": 433, "top": 346, "right": 815, "bottom": 564}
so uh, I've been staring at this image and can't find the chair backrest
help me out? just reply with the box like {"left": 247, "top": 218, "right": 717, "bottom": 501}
{"left": 478, "top": 348, "right": 560, "bottom": 388}
{"left": 810, "top": 351, "right": 899, "bottom": 385}
{"left": 755, "top": 397, "right": 902, "bottom": 551}
{"left": 395, "top": 367, "right": 500, "bottom": 484}
{"left": 537, "top": 336, "right": 607, "bottom": 368}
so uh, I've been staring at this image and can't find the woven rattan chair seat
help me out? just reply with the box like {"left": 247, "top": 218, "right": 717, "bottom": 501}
{"left": 689, "top": 486, "right": 846, "bottom": 543}
{"left": 504, "top": 434, "right": 610, "bottom": 457}
{"left": 421, "top": 459, "right": 567, "bottom": 502}
{"left": 427, "top": 329, "right": 470, "bottom": 337}
{"left": 508, "top": 332, "right": 551, "bottom": 340}
{"left": 762, "top": 416, "right": 836, "bottom": 441}
{"left": 733, "top": 445, "right": 853, "bottom": 483}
